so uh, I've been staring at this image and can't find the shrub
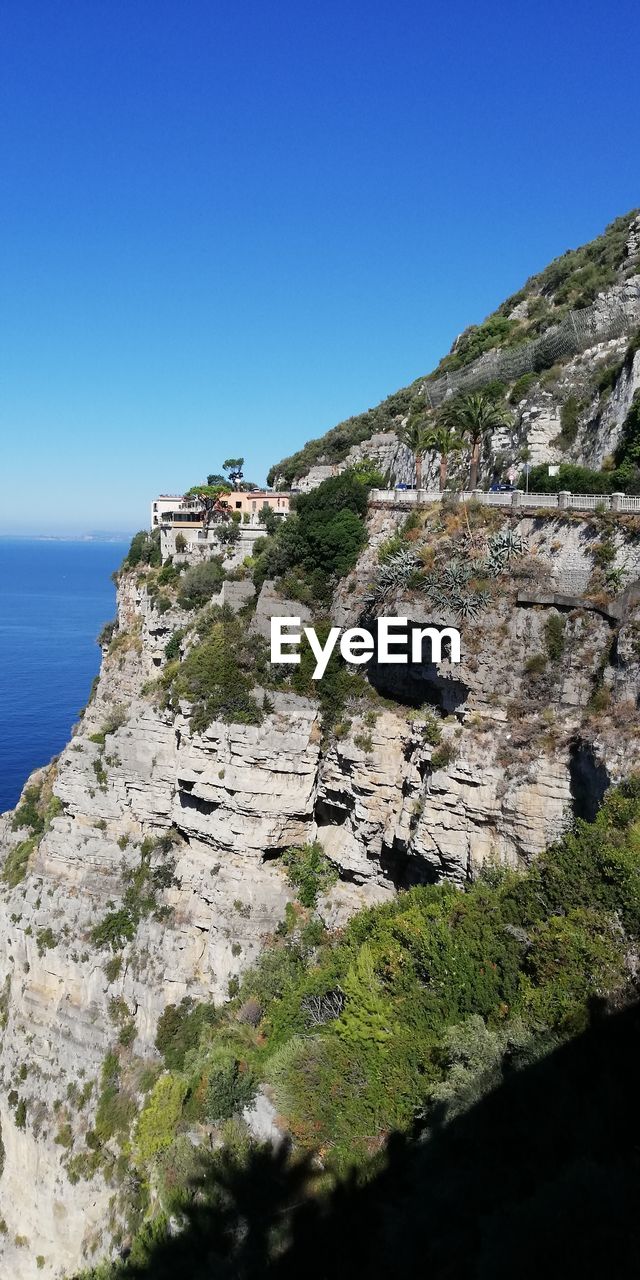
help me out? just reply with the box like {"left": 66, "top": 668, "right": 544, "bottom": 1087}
{"left": 97, "top": 620, "right": 117, "bottom": 647}
{"left": 544, "top": 614, "right": 566, "bottom": 661}
{"left": 164, "top": 610, "right": 263, "bottom": 731}
{"left": 177, "top": 559, "right": 224, "bottom": 610}
{"left": 253, "top": 472, "right": 370, "bottom": 602}
{"left": 174, "top": 532, "right": 187, "bottom": 553}
{"left": 525, "top": 653, "right": 547, "bottom": 676}
{"left": 155, "top": 998, "right": 217, "bottom": 1071}
{"left": 205, "top": 1058, "right": 256, "bottom": 1122}
{"left": 592, "top": 538, "right": 616, "bottom": 569}
{"left": 3, "top": 838, "right": 37, "bottom": 888}
{"left": 164, "top": 629, "right": 185, "bottom": 661}
{"left": 554, "top": 395, "right": 582, "bottom": 450}
{"left": 11, "top": 785, "right": 43, "bottom": 835}
{"left": 217, "top": 522, "right": 241, "bottom": 547}
{"left": 282, "top": 843, "right": 339, "bottom": 908}
{"left": 36, "top": 927, "right": 56, "bottom": 957}
{"left": 135, "top": 1074, "right": 185, "bottom": 1161}
{"left": 430, "top": 741, "right": 457, "bottom": 770}
{"left": 94, "top": 1051, "right": 137, "bottom": 1144}
{"left": 509, "top": 372, "right": 537, "bottom": 404}
{"left": 259, "top": 504, "right": 279, "bottom": 535}
{"left": 123, "top": 529, "right": 161, "bottom": 570}
{"left": 104, "top": 955, "right": 123, "bottom": 983}
{"left": 91, "top": 908, "right": 137, "bottom": 951}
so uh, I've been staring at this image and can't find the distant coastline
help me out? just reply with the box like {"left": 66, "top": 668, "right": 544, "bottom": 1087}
{"left": 0, "top": 531, "right": 134, "bottom": 543}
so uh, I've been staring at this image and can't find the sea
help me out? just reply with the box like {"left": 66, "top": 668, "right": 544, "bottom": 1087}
{"left": 0, "top": 538, "right": 129, "bottom": 814}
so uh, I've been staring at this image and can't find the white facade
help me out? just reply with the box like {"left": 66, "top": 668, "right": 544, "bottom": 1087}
{"left": 150, "top": 495, "right": 183, "bottom": 528}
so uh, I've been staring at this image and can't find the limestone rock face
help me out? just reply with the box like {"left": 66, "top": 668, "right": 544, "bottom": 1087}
{"left": 0, "top": 505, "right": 638, "bottom": 1277}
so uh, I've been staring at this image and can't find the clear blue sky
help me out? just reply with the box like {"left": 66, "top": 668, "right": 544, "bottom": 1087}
{"left": 1, "top": 0, "right": 639, "bottom": 534}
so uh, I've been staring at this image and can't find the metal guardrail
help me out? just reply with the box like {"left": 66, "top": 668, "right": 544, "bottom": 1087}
{"left": 370, "top": 488, "right": 640, "bottom": 514}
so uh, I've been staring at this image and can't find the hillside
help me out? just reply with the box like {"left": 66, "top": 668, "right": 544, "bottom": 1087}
{"left": 268, "top": 209, "right": 640, "bottom": 488}
{"left": 1, "top": 215, "right": 640, "bottom": 1279}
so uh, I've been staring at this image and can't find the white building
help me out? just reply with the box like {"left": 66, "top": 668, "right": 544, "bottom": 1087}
{"left": 150, "top": 490, "right": 291, "bottom": 562}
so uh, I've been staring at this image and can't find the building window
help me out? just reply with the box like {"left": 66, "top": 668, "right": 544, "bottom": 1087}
{"left": 235, "top": 501, "right": 242, "bottom": 509}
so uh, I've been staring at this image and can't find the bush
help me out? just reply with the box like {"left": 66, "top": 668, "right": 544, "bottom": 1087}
{"left": 253, "top": 471, "right": 370, "bottom": 601}
{"left": 165, "top": 611, "right": 263, "bottom": 731}
{"left": 3, "top": 838, "right": 37, "bottom": 888}
{"left": 205, "top": 1058, "right": 256, "bottom": 1122}
{"left": 123, "top": 529, "right": 161, "bottom": 570}
{"left": 282, "top": 842, "right": 338, "bottom": 908}
{"left": 259, "top": 504, "right": 279, "bottom": 535}
{"left": 525, "top": 653, "right": 547, "bottom": 676}
{"left": 135, "top": 1074, "right": 185, "bottom": 1161}
{"left": 97, "top": 619, "right": 117, "bottom": 647}
{"left": 164, "top": 629, "right": 185, "bottom": 661}
{"left": 155, "top": 999, "right": 217, "bottom": 1071}
{"left": 430, "top": 741, "right": 457, "bottom": 770}
{"left": 544, "top": 614, "right": 565, "bottom": 661}
{"left": 94, "top": 1051, "right": 137, "bottom": 1143}
{"left": 554, "top": 395, "right": 582, "bottom": 450}
{"left": 217, "top": 523, "right": 241, "bottom": 547}
{"left": 11, "top": 785, "right": 43, "bottom": 835}
{"left": 177, "top": 559, "right": 224, "bottom": 610}
{"left": 509, "top": 372, "right": 537, "bottom": 404}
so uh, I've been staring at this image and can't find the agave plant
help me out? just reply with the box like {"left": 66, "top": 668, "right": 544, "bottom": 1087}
{"left": 486, "top": 526, "right": 527, "bottom": 576}
{"left": 369, "top": 548, "right": 420, "bottom": 602}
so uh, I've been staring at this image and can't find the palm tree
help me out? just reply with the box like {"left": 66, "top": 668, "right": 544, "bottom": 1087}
{"left": 401, "top": 411, "right": 433, "bottom": 490}
{"left": 441, "top": 392, "right": 511, "bottom": 490}
{"left": 422, "top": 422, "right": 464, "bottom": 491}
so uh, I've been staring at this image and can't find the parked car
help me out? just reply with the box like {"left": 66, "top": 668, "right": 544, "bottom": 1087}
{"left": 489, "top": 481, "right": 514, "bottom": 492}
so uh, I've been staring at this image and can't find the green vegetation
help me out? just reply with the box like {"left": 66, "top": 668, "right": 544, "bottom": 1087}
{"left": 164, "top": 628, "right": 185, "bottom": 661}
{"left": 11, "top": 785, "right": 44, "bottom": 835}
{"left": 509, "top": 371, "right": 538, "bottom": 404}
{"left": 91, "top": 833, "right": 178, "bottom": 951}
{"left": 176, "top": 558, "right": 225, "bottom": 610}
{"left": 440, "top": 392, "right": 511, "bottom": 489}
{"left": 522, "top": 461, "right": 636, "bottom": 494}
{"left": 89, "top": 705, "right": 127, "bottom": 747}
{"left": 613, "top": 389, "right": 640, "bottom": 481}
{"left": 268, "top": 213, "right": 638, "bottom": 488}
{"left": 160, "top": 606, "right": 264, "bottom": 732}
{"left": 434, "top": 210, "right": 638, "bottom": 375}
{"left": 135, "top": 1075, "right": 185, "bottom": 1162}
{"left": 94, "top": 1051, "right": 137, "bottom": 1145}
{"left": 3, "top": 837, "right": 38, "bottom": 888}
{"left": 75, "top": 779, "right": 640, "bottom": 1280}
{"left": 282, "top": 843, "right": 339, "bottom": 908}
{"left": 544, "top": 613, "right": 566, "bottom": 661}
{"left": 122, "top": 529, "right": 161, "bottom": 571}
{"left": 253, "top": 471, "right": 372, "bottom": 603}
{"left": 155, "top": 999, "right": 217, "bottom": 1071}
{"left": 553, "top": 394, "right": 582, "bottom": 450}
{"left": 267, "top": 388, "right": 416, "bottom": 487}
{"left": 97, "top": 620, "right": 117, "bottom": 647}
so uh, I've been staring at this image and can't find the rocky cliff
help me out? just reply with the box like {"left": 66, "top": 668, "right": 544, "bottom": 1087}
{"left": 1, "top": 492, "right": 639, "bottom": 1277}
{"left": 2, "top": 211, "right": 640, "bottom": 1278}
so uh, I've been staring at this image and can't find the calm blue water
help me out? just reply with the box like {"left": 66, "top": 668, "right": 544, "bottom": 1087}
{"left": 0, "top": 539, "right": 128, "bottom": 813}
